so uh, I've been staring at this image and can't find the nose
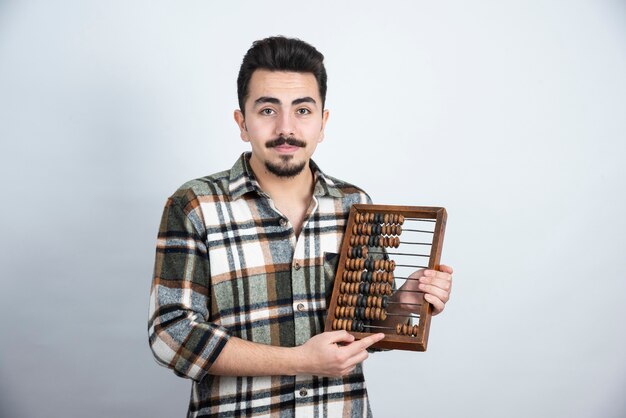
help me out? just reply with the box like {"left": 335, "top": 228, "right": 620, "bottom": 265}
{"left": 275, "top": 112, "right": 296, "bottom": 137}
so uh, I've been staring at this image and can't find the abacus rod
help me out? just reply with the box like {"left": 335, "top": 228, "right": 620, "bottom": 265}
{"left": 362, "top": 325, "right": 396, "bottom": 331}
{"left": 369, "top": 251, "right": 431, "bottom": 258}
{"left": 385, "top": 313, "right": 421, "bottom": 319}
{"left": 387, "top": 301, "right": 422, "bottom": 306}
{"left": 402, "top": 228, "right": 434, "bottom": 234}
{"left": 393, "top": 276, "right": 422, "bottom": 281}
{"left": 395, "top": 264, "right": 429, "bottom": 269}
{"left": 405, "top": 218, "right": 436, "bottom": 222}
{"left": 394, "top": 289, "right": 424, "bottom": 294}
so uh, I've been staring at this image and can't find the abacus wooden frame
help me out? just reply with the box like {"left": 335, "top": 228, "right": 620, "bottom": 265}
{"left": 324, "top": 204, "right": 447, "bottom": 351}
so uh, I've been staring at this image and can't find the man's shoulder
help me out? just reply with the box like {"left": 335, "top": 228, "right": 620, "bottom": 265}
{"left": 168, "top": 168, "right": 232, "bottom": 205}
{"left": 321, "top": 172, "right": 372, "bottom": 203}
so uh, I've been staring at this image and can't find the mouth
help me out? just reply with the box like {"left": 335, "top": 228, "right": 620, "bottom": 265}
{"left": 273, "top": 144, "right": 301, "bottom": 153}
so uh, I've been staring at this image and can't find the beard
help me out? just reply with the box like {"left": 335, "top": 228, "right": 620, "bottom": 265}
{"left": 264, "top": 136, "right": 308, "bottom": 178}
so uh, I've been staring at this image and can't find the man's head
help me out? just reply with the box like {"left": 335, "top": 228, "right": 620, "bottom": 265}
{"left": 237, "top": 36, "right": 327, "bottom": 115}
{"left": 234, "top": 37, "right": 330, "bottom": 179}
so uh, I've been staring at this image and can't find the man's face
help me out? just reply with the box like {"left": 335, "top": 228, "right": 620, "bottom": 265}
{"left": 234, "top": 70, "right": 329, "bottom": 178}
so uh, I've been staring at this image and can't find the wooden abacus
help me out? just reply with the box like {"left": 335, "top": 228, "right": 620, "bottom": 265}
{"left": 324, "top": 204, "right": 447, "bottom": 351}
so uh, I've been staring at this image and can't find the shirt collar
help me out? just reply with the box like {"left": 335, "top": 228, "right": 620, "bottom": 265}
{"left": 228, "top": 152, "right": 344, "bottom": 199}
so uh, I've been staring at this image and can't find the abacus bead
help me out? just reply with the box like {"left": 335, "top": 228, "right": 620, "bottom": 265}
{"left": 396, "top": 323, "right": 403, "bottom": 334}
{"left": 382, "top": 296, "right": 389, "bottom": 308}
{"left": 363, "top": 283, "right": 370, "bottom": 295}
{"left": 358, "top": 321, "right": 364, "bottom": 332}
{"left": 384, "top": 213, "right": 390, "bottom": 224}
{"left": 398, "top": 214, "right": 404, "bottom": 225}
{"left": 413, "top": 325, "right": 419, "bottom": 336}
{"left": 380, "top": 309, "right": 387, "bottom": 321}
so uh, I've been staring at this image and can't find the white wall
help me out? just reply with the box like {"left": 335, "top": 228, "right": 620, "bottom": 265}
{"left": 1, "top": 1, "right": 625, "bottom": 417}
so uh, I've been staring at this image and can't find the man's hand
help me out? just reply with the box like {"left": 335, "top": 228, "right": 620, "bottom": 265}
{"left": 294, "top": 331, "right": 385, "bottom": 377}
{"left": 394, "top": 264, "right": 453, "bottom": 315}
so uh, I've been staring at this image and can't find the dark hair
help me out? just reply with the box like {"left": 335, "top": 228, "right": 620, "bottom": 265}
{"left": 237, "top": 36, "right": 327, "bottom": 113}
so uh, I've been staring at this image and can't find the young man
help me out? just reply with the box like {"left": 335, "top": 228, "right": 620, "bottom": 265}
{"left": 149, "top": 36, "right": 453, "bottom": 417}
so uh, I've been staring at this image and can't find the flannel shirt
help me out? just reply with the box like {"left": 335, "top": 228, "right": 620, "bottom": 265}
{"left": 149, "top": 152, "right": 374, "bottom": 418}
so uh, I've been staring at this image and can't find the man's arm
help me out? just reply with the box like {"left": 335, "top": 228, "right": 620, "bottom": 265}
{"left": 148, "top": 196, "right": 230, "bottom": 381}
{"left": 208, "top": 331, "right": 384, "bottom": 377}
{"left": 148, "top": 194, "right": 384, "bottom": 381}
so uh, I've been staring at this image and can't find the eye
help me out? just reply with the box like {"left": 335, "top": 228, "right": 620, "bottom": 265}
{"left": 296, "top": 108, "right": 311, "bottom": 115}
{"left": 260, "top": 108, "right": 275, "bottom": 116}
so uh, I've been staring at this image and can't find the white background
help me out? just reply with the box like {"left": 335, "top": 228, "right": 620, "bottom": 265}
{"left": 1, "top": 1, "right": 625, "bottom": 417}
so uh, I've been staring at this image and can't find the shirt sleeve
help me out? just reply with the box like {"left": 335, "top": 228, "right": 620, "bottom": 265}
{"left": 148, "top": 195, "right": 230, "bottom": 381}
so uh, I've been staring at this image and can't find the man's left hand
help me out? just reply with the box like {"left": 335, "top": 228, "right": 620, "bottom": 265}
{"left": 395, "top": 265, "right": 453, "bottom": 315}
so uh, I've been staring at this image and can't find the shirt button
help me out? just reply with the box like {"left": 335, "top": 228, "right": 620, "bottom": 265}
{"left": 296, "top": 303, "right": 305, "bottom": 312}
{"left": 299, "top": 389, "right": 308, "bottom": 397}
{"left": 279, "top": 218, "right": 287, "bottom": 227}
{"left": 294, "top": 262, "right": 301, "bottom": 270}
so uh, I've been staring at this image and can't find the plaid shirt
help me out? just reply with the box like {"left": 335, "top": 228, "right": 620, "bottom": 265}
{"left": 149, "top": 153, "right": 373, "bottom": 418}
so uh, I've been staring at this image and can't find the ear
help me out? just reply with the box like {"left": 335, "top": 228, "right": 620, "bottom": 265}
{"left": 318, "top": 109, "right": 330, "bottom": 143}
{"left": 234, "top": 109, "right": 249, "bottom": 142}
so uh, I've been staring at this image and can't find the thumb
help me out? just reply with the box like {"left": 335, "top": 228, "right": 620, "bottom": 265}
{"left": 326, "top": 330, "right": 356, "bottom": 344}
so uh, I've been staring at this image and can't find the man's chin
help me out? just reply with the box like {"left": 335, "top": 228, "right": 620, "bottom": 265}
{"left": 264, "top": 160, "right": 307, "bottom": 178}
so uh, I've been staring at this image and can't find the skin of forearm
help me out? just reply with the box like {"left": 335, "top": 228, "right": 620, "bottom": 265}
{"left": 207, "top": 337, "right": 306, "bottom": 376}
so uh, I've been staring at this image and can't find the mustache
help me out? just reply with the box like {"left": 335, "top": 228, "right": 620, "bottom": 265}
{"left": 265, "top": 136, "right": 306, "bottom": 149}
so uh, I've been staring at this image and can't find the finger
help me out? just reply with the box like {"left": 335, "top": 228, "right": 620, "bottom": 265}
{"left": 423, "top": 270, "right": 451, "bottom": 281}
{"left": 419, "top": 276, "right": 452, "bottom": 293}
{"left": 343, "top": 348, "right": 369, "bottom": 369}
{"left": 325, "top": 330, "right": 356, "bottom": 344}
{"left": 340, "top": 365, "right": 357, "bottom": 376}
{"left": 439, "top": 264, "right": 454, "bottom": 274}
{"left": 424, "top": 293, "right": 445, "bottom": 314}
{"left": 408, "top": 269, "right": 426, "bottom": 279}
{"left": 418, "top": 282, "right": 450, "bottom": 303}
{"left": 341, "top": 333, "right": 384, "bottom": 356}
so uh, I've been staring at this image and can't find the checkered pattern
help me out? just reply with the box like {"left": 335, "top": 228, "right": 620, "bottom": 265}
{"left": 149, "top": 153, "right": 373, "bottom": 417}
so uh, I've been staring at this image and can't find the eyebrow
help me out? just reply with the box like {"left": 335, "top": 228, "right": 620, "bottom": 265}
{"left": 254, "top": 96, "right": 317, "bottom": 107}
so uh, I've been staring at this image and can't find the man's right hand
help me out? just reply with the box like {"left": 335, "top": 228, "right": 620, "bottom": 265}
{"left": 294, "top": 331, "right": 385, "bottom": 377}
